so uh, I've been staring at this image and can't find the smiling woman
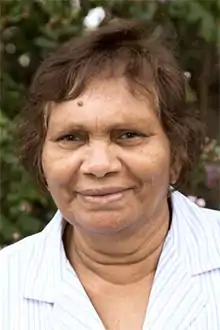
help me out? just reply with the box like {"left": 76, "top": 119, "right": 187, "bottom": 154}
{"left": 42, "top": 77, "right": 172, "bottom": 235}
{"left": 0, "top": 19, "right": 220, "bottom": 330}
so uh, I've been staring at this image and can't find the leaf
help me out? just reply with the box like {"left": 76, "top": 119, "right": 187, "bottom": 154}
{"left": 33, "top": 36, "right": 58, "bottom": 49}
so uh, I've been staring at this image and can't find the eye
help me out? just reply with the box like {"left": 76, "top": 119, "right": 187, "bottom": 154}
{"left": 56, "top": 133, "right": 86, "bottom": 143}
{"left": 58, "top": 134, "right": 81, "bottom": 142}
{"left": 118, "top": 131, "right": 143, "bottom": 139}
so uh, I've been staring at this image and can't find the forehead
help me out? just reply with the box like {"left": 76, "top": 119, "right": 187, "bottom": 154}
{"left": 48, "top": 78, "right": 159, "bottom": 129}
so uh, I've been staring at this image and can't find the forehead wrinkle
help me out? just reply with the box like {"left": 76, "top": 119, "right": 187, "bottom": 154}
{"left": 49, "top": 103, "right": 157, "bottom": 134}
{"left": 94, "top": 115, "right": 100, "bottom": 132}
{"left": 48, "top": 78, "right": 159, "bottom": 135}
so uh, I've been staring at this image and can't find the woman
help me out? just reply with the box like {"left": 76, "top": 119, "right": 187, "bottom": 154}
{"left": 0, "top": 20, "right": 219, "bottom": 330}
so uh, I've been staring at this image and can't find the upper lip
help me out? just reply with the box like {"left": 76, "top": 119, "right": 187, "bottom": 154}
{"left": 77, "top": 187, "right": 131, "bottom": 196}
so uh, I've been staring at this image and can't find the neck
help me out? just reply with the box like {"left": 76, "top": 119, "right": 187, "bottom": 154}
{"left": 64, "top": 202, "right": 170, "bottom": 286}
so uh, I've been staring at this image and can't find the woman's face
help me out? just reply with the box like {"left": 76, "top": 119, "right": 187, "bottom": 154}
{"left": 42, "top": 78, "right": 176, "bottom": 234}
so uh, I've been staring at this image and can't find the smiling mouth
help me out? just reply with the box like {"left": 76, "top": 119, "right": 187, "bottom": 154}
{"left": 77, "top": 188, "right": 131, "bottom": 204}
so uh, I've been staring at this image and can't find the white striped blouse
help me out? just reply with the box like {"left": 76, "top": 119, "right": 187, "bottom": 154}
{"left": 0, "top": 191, "right": 220, "bottom": 330}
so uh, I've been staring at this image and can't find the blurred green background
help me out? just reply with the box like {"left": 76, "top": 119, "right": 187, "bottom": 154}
{"left": 1, "top": 0, "right": 220, "bottom": 247}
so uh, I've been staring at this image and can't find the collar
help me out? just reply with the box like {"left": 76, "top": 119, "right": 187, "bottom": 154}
{"left": 171, "top": 191, "right": 220, "bottom": 275}
{"left": 23, "top": 210, "right": 65, "bottom": 303}
{"left": 23, "top": 191, "right": 220, "bottom": 303}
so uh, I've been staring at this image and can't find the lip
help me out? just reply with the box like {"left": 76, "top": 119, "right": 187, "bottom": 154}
{"left": 76, "top": 187, "right": 132, "bottom": 204}
{"left": 77, "top": 187, "right": 130, "bottom": 196}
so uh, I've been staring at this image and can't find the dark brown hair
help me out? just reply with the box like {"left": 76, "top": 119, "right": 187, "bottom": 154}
{"left": 18, "top": 19, "right": 205, "bottom": 190}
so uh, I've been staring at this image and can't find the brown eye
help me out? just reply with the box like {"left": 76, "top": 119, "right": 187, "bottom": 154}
{"left": 118, "top": 131, "right": 142, "bottom": 139}
{"left": 57, "top": 133, "right": 85, "bottom": 142}
{"left": 60, "top": 134, "right": 80, "bottom": 141}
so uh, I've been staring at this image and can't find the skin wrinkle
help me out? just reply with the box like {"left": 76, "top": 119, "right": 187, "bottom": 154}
{"left": 43, "top": 74, "right": 159, "bottom": 133}
{"left": 41, "top": 77, "right": 181, "bottom": 329}
{"left": 16, "top": 21, "right": 205, "bottom": 329}
{"left": 42, "top": 77, "right": 179, "bottom": 287}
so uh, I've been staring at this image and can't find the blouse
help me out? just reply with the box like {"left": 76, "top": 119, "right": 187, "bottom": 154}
{"left": 0, "top": 191, "right": 220, "bottom": 330}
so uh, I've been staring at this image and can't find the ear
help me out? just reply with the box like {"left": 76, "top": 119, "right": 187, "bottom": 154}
{"left": 170, "top": 154, "right": 182, "bottom": 185}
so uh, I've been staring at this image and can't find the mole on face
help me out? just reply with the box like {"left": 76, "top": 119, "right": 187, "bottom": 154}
{"left": 77, "top": 101, "right": 84, "bottom": 107}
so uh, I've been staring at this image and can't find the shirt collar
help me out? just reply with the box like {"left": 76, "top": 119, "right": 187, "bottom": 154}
{"left": 23, "top": 210, "right": 65, "bottom": 303}
{"left": 171, "top": 191, "right": 220, "bottom": 275}
{"left": 23, "top": 191, "right": 220, "bottom": 303}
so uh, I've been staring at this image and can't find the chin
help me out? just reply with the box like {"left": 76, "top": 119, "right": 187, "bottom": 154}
{"left": 74, "top": 211, "right": 133, "bottom": 235}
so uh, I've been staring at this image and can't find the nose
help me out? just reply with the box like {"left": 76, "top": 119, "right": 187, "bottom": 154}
{"left": 80, "top": 142, "right": 122, "bottom": 178}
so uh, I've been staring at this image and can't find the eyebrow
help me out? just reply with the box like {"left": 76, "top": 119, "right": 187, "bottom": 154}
{"left": 51, "top": 120, "right": 153, "bottom": 133}
{"left": 48, "top": 109, "right": 159, "bottom": 138}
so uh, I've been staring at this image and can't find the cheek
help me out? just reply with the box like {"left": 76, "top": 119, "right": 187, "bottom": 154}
{"left": 126, "top": 142, "right": 171, "bottom": 186}
{"left": 42, "top": 146, "right": 81, "bottom": 187}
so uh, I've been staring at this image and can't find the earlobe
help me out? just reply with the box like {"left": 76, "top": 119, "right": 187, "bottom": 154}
{"left": 170, "top": 179, "right": 176, "bottom": 185}
{"left": 171, "top": 149, "right": 184, "bottom": 182}
{"left": 170, "top": 161, "right": 182, "bottom": 186}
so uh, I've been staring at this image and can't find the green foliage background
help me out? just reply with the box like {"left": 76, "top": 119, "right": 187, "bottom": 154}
{"left": 1, "top": 0, "right": 220, "bottom": 246}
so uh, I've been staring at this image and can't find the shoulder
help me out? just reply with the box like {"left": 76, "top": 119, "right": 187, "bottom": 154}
{"left": 0, "top": 232, "right": 42, "bottom": 284}
{"left": 172, "top": 191, "right": 220, "bottom": 242}
{"left": 0, "top": 211, "right": 62, "bottom": 287}
{"left": 173, "top": 191, "right": 220, "bottom": 222}
{"left": 0, "top": 232, "right": 43, "bottom": 326}
{"left": 0, "top": 210, "right": 62, "bottom": 267}
{"left": 201, "top": 207, "right": 220, "bottom": 222}
{"left": 199, "top": 206, "right": 220, "bottom": 241}
{"left": 200, "top": 207, "right": 220, "bottom": 245}
{"left": 172, "top": 191, "right": 220, "bottom": 276}
{"left": 0, "top": 211, "right": 63, "bottom": 329}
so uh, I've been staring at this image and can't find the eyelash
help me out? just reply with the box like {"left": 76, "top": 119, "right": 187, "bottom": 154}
{"left": 57, "top": 131, "right": 145, "bottom": 143}
{"left": 117, "top": 131, "right": 142, "bottom": 140}
{"left": 57, "top": 134, "right": 84, "bottom": 142}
